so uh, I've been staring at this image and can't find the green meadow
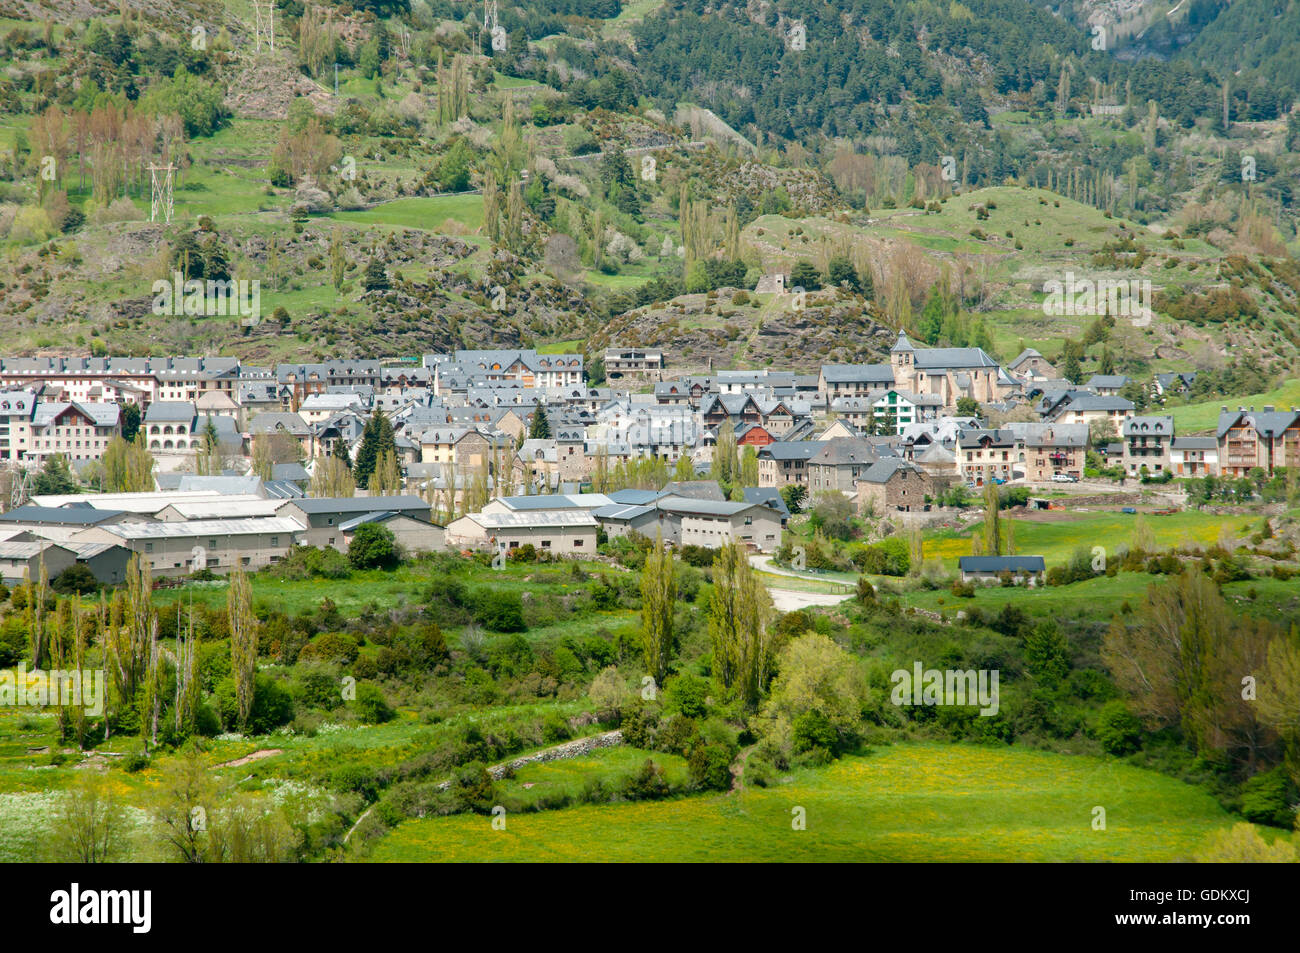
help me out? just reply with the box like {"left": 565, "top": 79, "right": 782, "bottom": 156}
{"left": 1169, "top": 379, "right": 1300, "bottom": 433}
{"left": 370, "top": 742, "right": 1241, "bottom": 862}
{"left": 920, "top": 510, "right": 1255, "bottom": 569}
{"left": 327, "top": 194, "right": 484, "bottom": 232}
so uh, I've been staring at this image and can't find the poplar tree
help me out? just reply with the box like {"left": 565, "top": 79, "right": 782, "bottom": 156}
{"left": 228, "top": 565, "right": 258, "bottom": 733}
{"left": 640, "top": 532, "right": 676, "bottom": 686}
{"left": 709, "top": 543, "right": 774, "bottom": 709}
{"left": 982, "top": 481, "right": 1002, "bottom": 556}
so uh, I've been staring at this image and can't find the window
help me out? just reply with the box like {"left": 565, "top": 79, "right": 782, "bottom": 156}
{"left": 573, "top": 539, "right": 583, "bottom": 547}
{"left": 541, "top": 540, "right": 552, "bottom": 548}
{"left": 145, "top": 543, "right": 154, "bottom": 553}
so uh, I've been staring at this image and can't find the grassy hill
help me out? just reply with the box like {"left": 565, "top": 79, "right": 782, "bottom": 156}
{"left": 369, "top": 742, "right": 1242, "bottom": 862}
{"left": 1169, "top": 379, "right": 1300, "bottom": 433}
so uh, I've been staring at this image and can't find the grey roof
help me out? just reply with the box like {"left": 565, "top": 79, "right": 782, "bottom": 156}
{"left": 288, "top": 495, "right": 429, "bottom": 514}
{"left": 656, "top": 496, "right": 764, "bottom": 517}
{"left": 592, "top": 502, "right": 658, "bottom": 521}
{"left": 497, "top": 493, "right": 613, "bottom": 511}
{"left": 144, "top": 401, "right": 196, "bottom": 422}
{"left": 958, "top": 556, "right": 1046, "bottom": 572}
{"left": 758, "top": 441, "right": 821, "bottom": 461}
{"left": 860, "top": 458, "right": 923, "bottom": 483}
{"left": 248, "top": 412, "right": 310, "bottom": 435}
{"left": 1085, "top": 374, "right": 1131, "bottom": 389}
{"left": 742, "top": 487, "right": 790, "bottom": 517}
{"left": 1216, "top": 408, "right": 1300, "bottom": 440}
{"left": 660, "top": 480, "right": 725, "bottom": 501}
{"left": 262, "top": 480, "right": 305, "bottom": 500}
{"left": 607, "top": 488, "right": 667, "bottom": 505}
{"left": 820, "top": 364, "right": 896, "bottom": 384}
{"left": 957, "top": 428, "right": 1021, "bottom": 449}
{"left": 173, "top": 474, "right": 260, "bottom": 495}
{"left": 271, "top": 463, "right": 309, "bottom": 482}
{"left": 914, "top": 348, "right": 1000, "bottom": 370}
{"left": 1009, "top": 348, "right": 1046, "bottom": 367}
{"left": 100, "top": 517, "right": 305, "bottom": 540}
{"left": 461, "top": 510, "right": 598, "bottom": 529}
{"left": 338, "top": 509, "right": 435, "bottom": 531}
{"left": 1004, "top": 422, "right": 1089, "bottom": 448}
{"left": 1172, "top": 436, "right": 1217, "bottom": 450}
{"left": 1052, "top": 393, "right": 1136, "bottom": 412}
{"left": 0, "top": 505, "right": 125, "bottom": 526}
{"left": 1120, "top": 415, "right": 1174, "bottom": 437}
{"left": 32, "top": 401, "right": 120, "bottom": 428}
{"left": 809, "top": 437, "right": 882, "bottom": 466}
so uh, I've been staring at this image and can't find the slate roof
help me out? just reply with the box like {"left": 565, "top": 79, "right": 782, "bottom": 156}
{"left": 958, "top": 556, "right": 1046, "bottom": 572}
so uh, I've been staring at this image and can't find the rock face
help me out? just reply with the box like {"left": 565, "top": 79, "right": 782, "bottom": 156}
{"left": 593, "top": 292, "right": 894, "bottom": 374}
{"left": 224, "top": 55, "right": 336, "bottom": 121}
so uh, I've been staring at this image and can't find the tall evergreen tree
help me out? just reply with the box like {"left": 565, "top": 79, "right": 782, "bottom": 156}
{"left": 353, "top": 409, "right": 396, "bottom": 488}
{"left": 530, "top": 405, "right": 551, "bottom": 439}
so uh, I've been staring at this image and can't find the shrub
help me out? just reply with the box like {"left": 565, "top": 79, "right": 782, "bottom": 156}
{"left": 353, "top": 682, "right": 395, "bottom": 724}
{"left": 1238, "top": 767, "right": 1297, "bottom": 828}
{"left": 348, "top": 523, "right": 399, "bottom": 570}
{"left": 299, "top": 632, "right": 360, "bottom": 665}
{"left": 792, "top": 709, "right": 839, "bottom": 756}
{"left": 687, "top": 742, "right": 733, "bottom": 791}
{"left": 473, "top": 590, "right": 526, "bottom": 632}
{"left": 1094, "top": 700, "right": 1142, "bottom": 756}
{"left": 215, "top": 673, "right": 293, "bottom": 734}
{"left": 51, "top": 564, "right": 98, "bottom": 594}
{"left": 621, "top": 759, "right": 670, "bottom": 800}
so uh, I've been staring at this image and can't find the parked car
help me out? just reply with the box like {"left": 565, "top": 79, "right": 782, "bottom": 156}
{"left": 1051, "top": 473, "right": 1078, "bottom": 483}
{"left": 1121, "top": 507, "right": 1137, "bottom": 514}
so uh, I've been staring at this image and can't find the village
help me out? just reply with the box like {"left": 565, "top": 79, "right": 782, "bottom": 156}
{"left": 0, "top": 332, "right": 1293, "bottom": 589}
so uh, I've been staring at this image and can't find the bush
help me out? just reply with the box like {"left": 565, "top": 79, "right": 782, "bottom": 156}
{"left": 122, "top": 749, "right": 150, "bottom": 773}
{"left": 1094, "top": 700, "right": 1142, "bottom": 756}
{"left": 215, "top": 673, "right": 293, "bottom": 734}
{"left": 1238, "top": 767, "right": 1297, "bottom": 828}
{"left": 273, "top": 545, "right": 351, "bottom": 580}
{"left": 472, "top": 589, "right": 526, "bottom": 632}
{"left": 792, "top": 709, "right": 839, "bottom": 756}
{"left": 665, "top": 673, "right": 709, "bottom": 718}
{"left": 353, "top": 682, "right": 395, "bottom": 724}
{"left": 348, "top": 523, "right": 400, "bottom": 570}
{"left": 687, "top": 742, "right": 733, "bottom": 791}
{"left": 621, "top": 759, "right": 671, "bottom": 800}
{"left": 51, "top": 564, "right": 98, "bottom": 594}
{"left": 299, "top": 632, "right": 360, "bottom": 665}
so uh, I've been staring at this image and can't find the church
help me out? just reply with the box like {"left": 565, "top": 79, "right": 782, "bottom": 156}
{"left": 888, "top": 331, "right": 1017, "bottom": 408}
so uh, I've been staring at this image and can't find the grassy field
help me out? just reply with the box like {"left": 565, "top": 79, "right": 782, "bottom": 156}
{"left": 327, "top": 194, "right": 484, "bottom": 232}
{"left": 153, "top": 559, "right": 639, "bottom": 643}
{"left": 369, "top": 742, "right": 1241, "bottom": 862}
{"left": 921, "top": 510, "right": 1255, "bottom": 569}
{"left": 893, "top": 572, "right": 1297, "bottom": 622}
{"left": 1169, "top": 379, "right": 1300, "bottom": 433}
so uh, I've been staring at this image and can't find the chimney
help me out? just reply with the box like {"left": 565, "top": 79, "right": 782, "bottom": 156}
{"left": 1220, "top": 406, "right": 1228, "bottom": 413}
